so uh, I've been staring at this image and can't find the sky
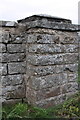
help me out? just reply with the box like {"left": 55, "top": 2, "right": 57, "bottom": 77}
{"left": 0, "top": 0, "right": 80, "bottom": 24}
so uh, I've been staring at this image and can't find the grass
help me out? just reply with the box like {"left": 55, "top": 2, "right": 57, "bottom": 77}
{"left": 2, "top": 67, "right": 80, "bottom": 119}
{"left": 2, "top": 92, "right": 80, "bottom": 119}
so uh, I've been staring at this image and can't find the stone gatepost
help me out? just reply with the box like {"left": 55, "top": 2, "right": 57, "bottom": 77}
{"left": 18, "top": 15, "right": 79, "bottom": 108}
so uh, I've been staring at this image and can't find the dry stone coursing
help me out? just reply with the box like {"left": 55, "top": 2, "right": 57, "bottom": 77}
{"left": 0, "top": 15, "right": 80, "bottom": 108}
{"left": 0, "top": 26, "right": 26, "bottom": 104}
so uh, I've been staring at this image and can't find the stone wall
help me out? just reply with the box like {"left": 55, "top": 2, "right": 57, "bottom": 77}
{"left": 0, "top": 22, "right": 27, "bottom": 104}
{"left": 0, "top": 15, "right": 79, "bottom": 108}
{"left": 26, "top": 28, "right": 79, "bottom": 108}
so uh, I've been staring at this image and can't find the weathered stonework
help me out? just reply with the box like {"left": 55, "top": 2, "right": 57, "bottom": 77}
{"left": 0, "top": 23, "right": 26, "bottom": 105}
{"left": 0, "top": 15, "right": 80, "bottom": 108}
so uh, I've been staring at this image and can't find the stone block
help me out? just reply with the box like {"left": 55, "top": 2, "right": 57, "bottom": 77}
{"left": 26, "top": 87, "right": 36, "bottom": 103}
{"left": 61, "top": 82, "right": 78, "bottom": 94}
{"left": 2, "top": 74, "right": 24, "bottom": 86}
{"left": 2, "top": 84, "right": 26, "bottom": 99}
{"left": 0, "top": 32, "right": 10, "bottom": 43}
{"left": 0, "top": 43, "right": 6, "bottom": 53}
{"left": 29, "top": 44, "right": 62, "bottom": 53}
{"left": 8, "top": 34, "right": 27, "bottom": 44}
{"left": 0, "top": 64, "right": 7, "bottom": 75}
{"left": 35, "top": 94, "right": 66, "bottom": 108}
{"left": 27, "top": 65, "right": 56, "bottom": 76}
{"left": 29, "top": 44, "right": 78, "bottom": 53}
{"left": 14, "top": 36, "right": 27, "bottom": 43}
{"left": 1, "top": 53, "right": 26, "bottom": 63}
{"left": 27, "top": 86, "right": 61, "bottom": 104}
{"left": 55, "top": 65, "right": 65, "bottom": 73}
{"left": 59, "top": 33, "right": 78, "bottom": 44}
{"left": 7, "top": 44, "right": 26, "bottom": 53}
{"left": 67, "top": 73, "right": 78, "bottom": 82}
{"left": 0, "top": 83, "right": 2, "bottom": 96}
{"left": 63, "top": 44, "right": 78, "bottom": 53}
{"left": 27, "top": 34, "right": 59, "bottom": 44}
{"left": 55, "top": 64, "right": 78, "bottom": 73}
{"left": 27, "top": 28, "right": 56, "bottom": 34}
{"left": 35, "top": 86, "right": 61, "bottom": 101}
{"left": 27, "top": 54, "right": 63, "bottom": 65}
{"left": 61, "top": 84, "right": 68, "bottom": 94}
{"left": 2, "top": 99, "right": 22, "bottom": 105}
{"left": 27, "top": 73, "right": 67, "bottom": 90}
{"left": 64, "top": 64, "right": 78, "bottom": 72}
{"left": 0, "top": 53, "right": 2, "bottom": 62}
{"left": 63, "top": 53, "right": 78, "bottom": 64}
{"left": 8, "top": 62, "right": 26, "bottom": 74}
{"left": 2, "top": 86, "right": 16, "bottom": 96}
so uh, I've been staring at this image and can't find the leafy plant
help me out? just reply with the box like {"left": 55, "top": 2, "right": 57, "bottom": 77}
{"left": 57, "top": 92, "right": 80, "bottom": 118}
{"left": 2, "top": 92, "right": 80, "bottom": 119}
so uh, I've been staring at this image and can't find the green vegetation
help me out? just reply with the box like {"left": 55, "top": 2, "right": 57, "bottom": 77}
{"left": 2, "top": 92, "right": 80, "bottom": 119}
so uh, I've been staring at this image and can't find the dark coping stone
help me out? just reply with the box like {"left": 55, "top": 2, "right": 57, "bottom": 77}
{"left": 18, "top": 14, "right": 72, "bottom": 24}
{"left": 17, "top": 14, "right": 80, "bottom": 31}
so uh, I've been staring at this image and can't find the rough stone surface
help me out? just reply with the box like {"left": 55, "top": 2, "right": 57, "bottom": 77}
{"left": 2, "top": 99, "right": 22, "bottom": 105}
{"left": 2, "top": 84, "right": 25, "bottom": 99}
{"left": 56, "top": 64, "right": 78, "bottom": 73}
{"left": 63, "top": 53, "right": 78, "bottom": 64}
{"left": 7, "top": 44, "right": 26, "bottom": 53}
{"left": 8, "top": 62, "right": 26, "bottom": 74}
{"left": 27, "top": 34, "right": 59, "bottom": 44}
{"left": 18, "top": 15, "right": 79, "bottom": 31}
{"left": 1, "top": 53, "right": 26, "bottom": 63}
{"left": 0, "top": 21, "right": 26, "bottom": 104}
{"left": 0, "top": 43, "right": 6, "bottom": 53}
{"left": 2, "top": 74, "right": 24, "bottom": 86}
{"left": 0, "top": 15, "right": 79, "bottom": 107}
{"left": 27, "top": 74, "right": 67, "bottom": 90}
{"left": 29, "top": 44, "right": 78, "bottom": 53}
{"left": 0, "top": 32, "right": 10, "bottom": 43}
{"left": 0, "top": 64, "right": 7, "bottom": 75}
{"left": 27, "top": 65, "right": 56, "bottom": 76}
{"left": 27, "top": 54, "right": 64, "bottom": 65}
